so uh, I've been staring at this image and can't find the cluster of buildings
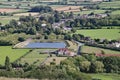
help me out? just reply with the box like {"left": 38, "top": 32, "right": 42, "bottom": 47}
{"left": 55, "top": 48, "right": 76, "bottom": 56}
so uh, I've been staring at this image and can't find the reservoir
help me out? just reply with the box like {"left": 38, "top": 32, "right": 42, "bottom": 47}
{"left": 25, "top": 42, "right": 66, "bottom": 48}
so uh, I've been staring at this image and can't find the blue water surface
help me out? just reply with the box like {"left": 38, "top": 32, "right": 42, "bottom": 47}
{"left": 25, "top": 42, "right": 66, "bottom": 48}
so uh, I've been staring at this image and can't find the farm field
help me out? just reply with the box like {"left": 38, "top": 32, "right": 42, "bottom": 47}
{"left": 66, "top": 40, "right": 78, "bottom": 51}
{"left": 111, "top": 10, "right": 120, "bottom": 15}
{"left": 74, "top": 10, "right": 106, "bottom": 15}
{"left": 18, "top": 49, "right": 52, "bottom": 65}
{"left": 13, "top": 12, "right": 39, "bottom": 16}
{"left": 44, "top": 55, "right": 67, "bottom": 65}
{"left": 0, "top": 77, "right": 38, "bottom": 80}
{"left": 0, "top": 33, "right": 31, "bottom": 44}
{"left": 89, "top": 73, "right": 120, "bottom": 80}
{"left": 0, "top": 8, "right": 21, "bottom": 13}
{"left": 81, "top": 46, "right": 120, "bottom": 54}
{"left": 0, "top": 46, "right": 29, "bottom": 65}
{"left": 0, "top": 16, "right": 19, "bottom": 25}
{"left": 99, "top": 1, "right": 120, "bottom": 8}
{"left": 53, "top": 6, "right": 82, "bottom": 12}
{"left": 75, "top": 29, "right": 120, "bottom": 40}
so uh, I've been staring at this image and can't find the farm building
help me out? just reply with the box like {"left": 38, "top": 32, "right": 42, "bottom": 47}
{"left": 55, "top": 48, "right": 76, "bottom": 56}
{"left": 112, "top": 42, "right": 120, "bottom": 48}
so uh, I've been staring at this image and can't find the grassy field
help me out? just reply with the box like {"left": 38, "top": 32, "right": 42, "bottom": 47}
{"left": 99, "top": 1, "right": 120, "bottom": 8}
{"left": 74, "top": 10, "right": 106, "bottom": 15}
{"left": 18, "top": 49, "right": 66, "bottom": 65}
{"left": 66, "top": 40, "right": 78, "bottom": 52}
{"left": 18, "top": 49, "right": 51, "bottom": 65}
{"left": 89, "top": 73, "right": 120, "bottom": 80}
{"left": 0, "top": 33, "right": 31, "bottom": 44}
{"left": 75, "top": 29, "right": 120, "bottom": 40}
{"left": 81, "top": 46, "right": 120, "bottom": 54}
{"left": 0, "top": 16, "right": 19, "bottom": 25}
{"left": 0, "top": 46, "right": 29, "bottom": 65}
{"left": 111, "top": 10, "right": 120, "bottom": 15}
{"left": 44, "top": 54, "right": 67, "bottom": 65}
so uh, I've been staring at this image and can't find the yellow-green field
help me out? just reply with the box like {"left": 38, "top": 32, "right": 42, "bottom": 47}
{"left": 74, "top": 10, "right": 106, "bottom": 15}
{"left": 81, "top": 46, "right": 120, "bottom": 54}
{"left": 89, "top": 73, "right": 120, "bottom": 80}
{"left": 0, "top": 16, "right": 19, "bottom": 25}
{"left": 0, "top": 46, "right": 29, "bottom": 65}
{"left": 75, "top": 29, "right": 120, "bottom": 40}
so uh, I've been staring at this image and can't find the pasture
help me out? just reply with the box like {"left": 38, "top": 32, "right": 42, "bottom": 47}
{"left": 66, "top": 40, "right": 78, "bottom": 52}
{"left": 111, "top": 10, "right": 120, "bottom": 15}
{"left": 0, "top": 16, "right": 19, "bottom": 25}
{"left": 0, "top": 33, "right": 31, "bottom": 44}
{"left": 44, "top": 54, "right": 67, "bottom": 65}
{"left": 99, "top": 1, "right": 120, "bottom": 8}
{"left": 13, "top": 12, "right": 39, "bottom": 16}
{"left": 89, "top": 73, "right": 120, "bottom": 80}
{"left": 18, "top": 49, "right": 66, "bottom": 65}
{"left": 18, "top": 49, "right": 53, "bottom": 65}
{"left": 74, "top": 10, "right": 106, "bottom": 15}
{"left": 81, "top": 46, "right": 120, "bottom": 54}
{"left": 0, "top": 8, "right": 20, "bottom": 13}
{"left": 53, "top": 6, "right": 82, "bottom": 12}
{"left": 0, "top": 46, "right": 29, "bottom": 65}
{"left": 75, "top": 29, "right": 120, "bottom": 40}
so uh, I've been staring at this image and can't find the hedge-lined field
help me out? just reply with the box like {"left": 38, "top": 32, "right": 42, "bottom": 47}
{"left": 0, "top": 16, "right": 19, "bottom": 25}
{"left": 18, "top": 49, "right": 50, "bottom": 65}
{"left": 74, "top": 10, "right": 106, "bottom": 15}
{"left": 81, "top": 46, "right": 120, "bottom": 54}
{"left": 75, "top": 29, "right": 120, "bottom": 40}
{"left": 0, "top": 46, "right": 29, "bottom": 65}
{"left": 89, "top": 73, "right": 120, "bottom": 80}
{"left": 99, "top": 1, "right": 120, "bottom": 8}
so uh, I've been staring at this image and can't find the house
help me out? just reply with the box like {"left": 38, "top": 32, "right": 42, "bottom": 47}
{"left": 112, "top": 42, "right": 120, "bottom": 48}
{"left": 41, "top": 23, "right": 47, "bottom": 27}
{"left": 55, "top": 48, "right": 76, "bottom": 56}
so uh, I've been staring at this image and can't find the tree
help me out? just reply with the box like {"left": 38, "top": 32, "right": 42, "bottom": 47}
{"left": 69, "top": 12, "right": 74, "bottom": 18}
{"left": 48, "top": 16, "right": 55, "bottom": 24}
{"left": 101, "top": 50, "right": 105, "bottom": 55}
{"left": 89, "top": 12, "right": 94, "bottom": 16}
{"left": 64, "top": 34, "right": 72, "bottom": 40}
{"left": 102, "top": 56, "right": 120, "bottom": 73}
{"left": 90, "top": 61, "right": 104, "bottom": 73}
{"left": 79, "top": 61, "right": 91, "bottom": 72}
{"left": 27, "top": 28, "right": 36, "bottom": 35}
{"left": 54, "top": 28, "right": 61, "bottom": 35}
{"left": 18, "top": 37, "right": 25, "bottom": 42}
{"left": 71, "top": 28, "right": 76, "bottom": 33}
{"left": 5, "top": 56, "right": 12, "bottom": 71}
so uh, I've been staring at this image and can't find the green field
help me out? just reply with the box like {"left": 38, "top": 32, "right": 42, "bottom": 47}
{"left": 89, "top": 73, "right": 120, "bottom": 80}
{"left": 74, "top": 10, "right": 106, "bottom": 15}
{"left": 111, "top": 10, "right": 120, "bottom": 15}
{"left": 18, "top": 49, "right": 51, "bottom": 65}
{"left": 99, "top": 1, "right": 120, "bottom": 8}
{"left": 0, "top": 46, "right": 29, "bottom": 65}
{"left": 75, "top": 29, "right": 120, "bottom": 40}
{"left": 0, "top": 33, "right": 31, "bottom": 44}
{"left": 0, "top": 16, "right": 19, "bottom": 25}
{"left": 81, "top": 46, "right": 120, "bottom": 54}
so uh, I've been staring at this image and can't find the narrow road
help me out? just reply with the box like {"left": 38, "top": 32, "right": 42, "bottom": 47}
{"left": 74, "top": 41, "right": 84, "bottom": 55}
